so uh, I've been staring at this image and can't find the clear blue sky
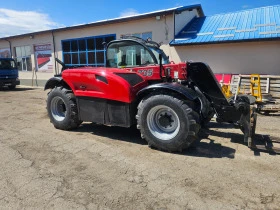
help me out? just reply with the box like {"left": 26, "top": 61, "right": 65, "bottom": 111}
{"left": 0, "top": 0, "right": 279, "bottom": 37}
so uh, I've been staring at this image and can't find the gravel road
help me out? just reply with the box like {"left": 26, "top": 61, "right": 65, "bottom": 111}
{"left": 0, "top": 86, "right": 279, "bottom": 210}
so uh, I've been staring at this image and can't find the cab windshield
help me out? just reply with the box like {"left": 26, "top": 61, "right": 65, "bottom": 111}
{"left": 107, "top": 40, "right": 170, "bottom": 68}
{"left": 0, "top": 59, "right": 17, "bottom": 70}
{"left": 149, "top": 47, "right": 170, "bottom": 65}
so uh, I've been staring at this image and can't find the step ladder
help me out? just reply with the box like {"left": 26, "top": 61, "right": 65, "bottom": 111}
{"left": 250, "top": 74, "right": 262, "bottom": 102}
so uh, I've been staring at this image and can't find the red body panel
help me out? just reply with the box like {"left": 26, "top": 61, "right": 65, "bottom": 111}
{"left": 62, "top": 62, "right": 187, "bottom": 103}
{"left": 62, "top": 67, "right": 148, "bottom": 103}
{"left": 124, "top": 62, "right": 187, "bottom": 80}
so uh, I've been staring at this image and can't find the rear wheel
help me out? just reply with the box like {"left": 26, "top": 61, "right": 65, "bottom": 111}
{"left": 47, "top": 87, "right": 82, "bottom": 130}
{"left": 137, "top": 94, "right": 200, "bottom": 152}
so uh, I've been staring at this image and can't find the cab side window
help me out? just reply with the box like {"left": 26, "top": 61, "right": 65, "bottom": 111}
{"left": 107, "top": 41, "right": 155, "bottom": 68}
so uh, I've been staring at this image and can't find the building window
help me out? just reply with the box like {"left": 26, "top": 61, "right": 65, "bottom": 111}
{"left": 122, "top": 32, "right": 153, "bottom": 40}
{"left": 62, "top": 34, "right": 115, "bottom": 67}
{"left": 15, "top": 45, "right": 32, "bottom": 71}
{"left": 141, "top": 32, "right": 153, "bottom": 40}
{"left": 0, "top": 48, "right": 11, "bottom": 58}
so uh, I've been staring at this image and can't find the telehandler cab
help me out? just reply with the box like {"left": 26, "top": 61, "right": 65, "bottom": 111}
{"left": 45, "top": 36, "right": 274, "bottom": 153}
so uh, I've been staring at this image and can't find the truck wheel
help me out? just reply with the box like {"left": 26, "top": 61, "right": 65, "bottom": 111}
{"left": 47, "top": 87, "right": 82, "bottom": 130}
{"left": 137, "top": 94, "right": 200, "bottom": 152}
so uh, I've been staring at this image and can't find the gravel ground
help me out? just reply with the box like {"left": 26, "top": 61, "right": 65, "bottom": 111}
{"left": 0, "top": 86, "right": 279, "bottom": 210}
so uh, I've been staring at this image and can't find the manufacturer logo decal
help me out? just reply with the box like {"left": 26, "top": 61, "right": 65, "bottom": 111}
{"left": 138, "top": 69, "right": 153, "bottom": 77}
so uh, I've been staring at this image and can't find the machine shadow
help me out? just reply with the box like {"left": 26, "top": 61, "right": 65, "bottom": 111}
{"left": 206, "top": 121, "right": 235, "bottom": 129}
{"left": 182, "top": 140, "right": 236, "bottom": 159}
{"left": 73, "top": 123, "right": 237, "bottom": 158}
{"left": 74, "top": 123, "right": 147, "bottom": 145}
{"left": 206, "top": 127, "right": 279, "bottom": 155}
{"left": 0, "top": 87, "right": 35, "bottom": 91}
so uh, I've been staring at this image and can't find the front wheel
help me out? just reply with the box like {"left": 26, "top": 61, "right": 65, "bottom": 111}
{"left": 136, "top": 94, "right": 200, "bottom": 152}
{"left": 47, "top": 87, "right": 82, "bottom": 130}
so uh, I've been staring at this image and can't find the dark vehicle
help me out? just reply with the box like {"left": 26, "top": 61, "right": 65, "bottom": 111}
{"left": 0, "top": 58, "right": 20, "bottom": 89}
{"left": 44, "top": 36, "right": 278, "bottom": 153}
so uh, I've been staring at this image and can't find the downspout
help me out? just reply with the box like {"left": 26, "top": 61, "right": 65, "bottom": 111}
{"left": 173, "top": 11, "right": 176, "bottom": 40}
{"left": 4, "top": 39, "right": 12, "bottom": 57}
{"left": 51, "top": 30, "right": 57, "bottom": 75}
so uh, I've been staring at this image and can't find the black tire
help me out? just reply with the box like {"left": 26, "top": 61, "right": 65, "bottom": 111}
{"left": 47, "top": 87, "right": 82, "bottom": 130}
{"left": 8, "top": 85, "right": 16, "bottom": 90}
{"left": 136, "top": 94, "right": 200, "bottom": 152}
{"left": 201, "top": 110, "right": 215, "bottom": 125}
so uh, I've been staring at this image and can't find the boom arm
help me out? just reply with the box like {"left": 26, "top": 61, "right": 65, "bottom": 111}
{"left": 187, "top": 62, "right": 256, "bottom": 144}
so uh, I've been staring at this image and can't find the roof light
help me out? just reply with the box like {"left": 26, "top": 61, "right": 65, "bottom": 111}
{"left": 235, "top": 28, "right": 257, "bottom": 32}
{"left": 217, "top": 27, "right": 237, "bottom": 31}
{"left": 259, "top": 30, "right": 280, "bottom": 35}
{"left": 254, "top": 23, "right": 276, "bottom": 27}
{"left": 197, "top": 32, "right": 214, "bottom": 36}
{"left": 214, "top": 34, "right": 234, "bottom": 38}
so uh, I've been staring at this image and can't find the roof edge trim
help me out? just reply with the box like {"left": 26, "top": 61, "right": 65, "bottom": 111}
{"left": 0, "top": 4, "right": 203, "bottom": 41}
{"left": 169, "top": 37, "right": 280, "bottom": 46}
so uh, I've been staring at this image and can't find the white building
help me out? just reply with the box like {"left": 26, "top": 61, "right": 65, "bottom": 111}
{"left": 0, "top": 4, "right": 279, "bottom": 86}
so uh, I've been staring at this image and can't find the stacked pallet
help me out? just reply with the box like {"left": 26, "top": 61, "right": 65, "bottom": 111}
{"left": 231, "top": 75, "right": 280, "bottom": 101}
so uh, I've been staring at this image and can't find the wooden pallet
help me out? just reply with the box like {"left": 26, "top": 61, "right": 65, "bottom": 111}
{"left": 230, "top": 74, "right": 280, "bottom": 113}
{"left": 231, "top": 74, "right": 280, "bottom": 101}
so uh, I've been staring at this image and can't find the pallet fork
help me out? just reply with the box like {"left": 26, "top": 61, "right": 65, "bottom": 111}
{"left": 188, "top": 63, "right": 280, "bottom": 154}
{"left": 246, "top": 107, "right": 280, "bottom": 154}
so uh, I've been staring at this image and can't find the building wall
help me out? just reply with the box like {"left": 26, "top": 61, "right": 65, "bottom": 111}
{"left": 53, "top": 14, "right": 175, "bottom": 70}
{"left": 0, "top": 41, "right": 8, "bottom": 52}
{"left": 0, "top": 12, "right": 177, "bottom": 86}
{"left": 0, "top": 33, "right": 54, "bottom": 85}
{"left": 53, "top": 14, "right": 175, "bottom": 51}
{"left": 1, "top": 7, "right": 279, "bottom": 88}
{"left": 170, "top": 40, "right": 280, "bottom": 75}
{"left": 174, "top": 9, "right": 198, "bottom": 35}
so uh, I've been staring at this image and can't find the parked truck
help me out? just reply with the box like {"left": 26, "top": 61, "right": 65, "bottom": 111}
{"left": 44, "top": 36, "right": 278, "bottom": 153}
{"left": 0, "top": 58, "right": 20, "bottom": 89}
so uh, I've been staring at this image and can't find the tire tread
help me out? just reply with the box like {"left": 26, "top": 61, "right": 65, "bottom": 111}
{"left": 47, "top": 87, "right": 82, "bottom": 130}
{"left": 137, "top": 94, "right": 200, "bottom": 152}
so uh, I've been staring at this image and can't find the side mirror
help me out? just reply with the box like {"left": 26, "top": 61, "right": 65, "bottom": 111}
{"left": 102, "top": 42, "right": 107, "bottom": 49}
{"left": 17, "top": 62, "right": 21, "bottom": 67}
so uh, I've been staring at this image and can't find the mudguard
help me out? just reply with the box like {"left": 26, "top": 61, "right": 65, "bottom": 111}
{"left": 44, "top": 76, "right": 64, "bottom": 90}
{"left": 137, "top": 83, "right": 214, "bottom": 124}
{"left": 137, "top": 83, "right": 199, "bottom": 101}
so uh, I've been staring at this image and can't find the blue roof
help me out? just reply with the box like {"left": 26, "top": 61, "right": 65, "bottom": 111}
{"left": 170, "top": 5, "right": 280, "bottom": 45}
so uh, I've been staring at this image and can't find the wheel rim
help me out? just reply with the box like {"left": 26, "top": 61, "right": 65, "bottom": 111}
{"left": 50, "top": 96, "right": 66, "bottom": 122}
{"left": 147, "top": 105, "right": 180, "bottom": 141}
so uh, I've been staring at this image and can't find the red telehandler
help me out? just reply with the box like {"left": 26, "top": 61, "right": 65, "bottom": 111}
{"left": 44, "top": 36, "right": 279, "bottom": 153}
